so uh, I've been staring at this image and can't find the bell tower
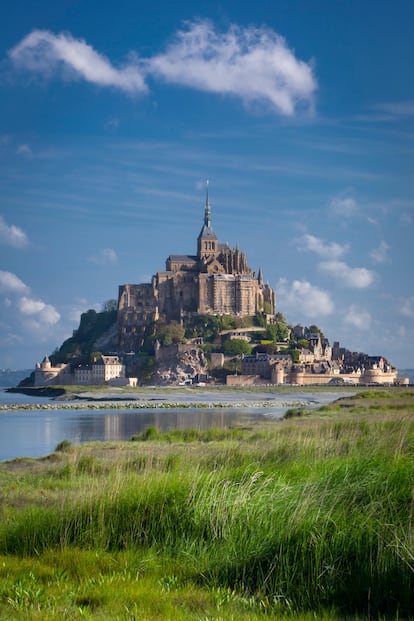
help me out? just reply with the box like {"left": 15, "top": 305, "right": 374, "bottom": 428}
{"left": 197, "top": 180, "right": 219, "bottom": 261}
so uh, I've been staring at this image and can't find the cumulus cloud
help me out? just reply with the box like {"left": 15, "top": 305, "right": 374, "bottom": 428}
{"left": 344, "top": 305, "right": 372, "bottom": 330}
{"left": 0, "top": 270, "right": 29, "bottom": 293}
{"left": 18, "top": 296, "right": 60, "bottom": 324}
{"left": 9, "top": 29, "right": 148, "bottom": 94}
{"left": 0, "top": 215, "right": 29, "bottom": 248}
{"left": 9, "top": 22, "right": 317, "bottom": 115}
{"left": 88, "top": 247, "right": 118, "bottom": 265}
{"left": 319, "top": 260, "right": 375, "bottom": 288}
{"left": 400, "top": 297, "right": 414, "bottom": 319}
{"left": 298, "top": 234, "right": 349, "bottom": 260}
{"left": 278, "top": 278, "right": 334, "bottom": 318}
{"left": 370, "top": 240, "right": 390, "bottom": 264}
{"left": 147, "top": 20, "right": 316, "bottom": 115}
{"left": 0, "top": 271, "right": 60, "bottom": 328}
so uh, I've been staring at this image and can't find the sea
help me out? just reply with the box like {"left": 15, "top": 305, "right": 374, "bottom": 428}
{"left": 2, "top": 375, "right": 411, "bottom": 462}
{"left": 0, "top": 388, "right": 278, "bottom": 462}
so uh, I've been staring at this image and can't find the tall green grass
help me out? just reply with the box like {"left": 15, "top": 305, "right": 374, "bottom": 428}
{"left": 1, "top": 390, "right": 413, "bottom": 618}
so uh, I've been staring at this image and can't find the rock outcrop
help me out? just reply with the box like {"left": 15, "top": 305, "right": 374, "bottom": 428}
{"left": 152, "top": 344, "right": 208, "bottom": 385}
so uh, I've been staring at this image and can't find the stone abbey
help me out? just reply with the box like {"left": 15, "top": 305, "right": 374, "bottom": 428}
{"left": 118, "top": 188, "right": 276, "bottom": 351}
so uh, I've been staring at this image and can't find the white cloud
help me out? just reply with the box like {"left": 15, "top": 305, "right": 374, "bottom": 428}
{"left": 319, "top": 260, "right": 375, "bottom": 288}
{"left": 9, "top": 22, "right": 317, "bottom": 116}
{"left": 0, "top": 270, "right": 29, "bottom": 293}
{"left": 344, "top": 305, "right": 372, "bottom": 330}
{"left": 370, "top": 240, "right": 389, "bottom": 264}
{"left": 148, "top": 20, "right": 316, "bottom": 115}
{"left": 400, "top": 297, "right": 414, "bottom": 319}
{"left": 9, "top": 29, "right": 148, "bottom": 94}
{"left": 18, "top": 295, "right": 60, "bottom": 324}
{"left": 0, "top": 215, "right": 29, "bottom": 248}
{"left": 298, "top": 234, "right": 349, "bottom": 259}
{"left": 88, "top": 247, "right": 118, "bottom": 265}
{"left": 329, "top": 196, "right": 358, "bottom": 218}
{"left": 0, "top": 271, "right": 60, "bottom": 331}
{"left": 278, "top": 278, "right": 334, "bottom": 318}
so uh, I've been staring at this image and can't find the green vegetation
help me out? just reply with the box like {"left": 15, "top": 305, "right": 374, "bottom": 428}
{"left": 0, "top": 388, "right": 413, "bottom": 619}
{"left": 51, "top": 308, "right": 117, "bottom": 364}
{"left": 222, "top": 338, "right": 252, "bottom": 356}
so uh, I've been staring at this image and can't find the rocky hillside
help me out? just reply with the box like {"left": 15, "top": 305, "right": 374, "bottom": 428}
{"left": 151, "top": 345, "right": 208, "bottom": 386}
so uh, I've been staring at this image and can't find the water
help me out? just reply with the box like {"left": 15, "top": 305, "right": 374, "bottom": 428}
{"left": 0, "top": 389, "right": 273, "bottom": 461}
{"left": 0, "top": 388, "right": 350, "bottom": 462}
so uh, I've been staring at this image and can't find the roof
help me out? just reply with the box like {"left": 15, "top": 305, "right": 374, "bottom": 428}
{"left": 167, "top": 255, "right": 198, "bottom": 263}
{"left": 198, "top": 224, "right": 218, "bottom": 240}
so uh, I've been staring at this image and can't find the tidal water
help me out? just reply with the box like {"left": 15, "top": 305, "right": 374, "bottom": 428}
{"left": 0, "top": 388, "right": 352, "bottom": 462}
{"left": 0, "top": 389, "right": 272, "bottom": 461}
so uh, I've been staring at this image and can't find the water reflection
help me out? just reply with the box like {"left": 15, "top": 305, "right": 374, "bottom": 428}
{"left": 0, "top": 407, "right": 269, "bottom": 462}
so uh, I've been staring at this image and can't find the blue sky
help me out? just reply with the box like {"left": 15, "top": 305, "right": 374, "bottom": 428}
{"left": 1, "top": 0, "right": 413, "bottom": 370}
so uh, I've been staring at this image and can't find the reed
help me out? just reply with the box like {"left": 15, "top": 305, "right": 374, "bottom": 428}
{"left": 0, "top": 389, "right": 413, "bottom": 619}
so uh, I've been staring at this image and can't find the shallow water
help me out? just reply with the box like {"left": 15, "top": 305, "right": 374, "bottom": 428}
{"left": 0, "top": 388, "right": 352, "bottom": 461}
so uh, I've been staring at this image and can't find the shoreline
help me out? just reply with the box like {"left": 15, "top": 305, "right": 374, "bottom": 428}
{"left": 1, "top": 386, "right": 357, "bottom": 412}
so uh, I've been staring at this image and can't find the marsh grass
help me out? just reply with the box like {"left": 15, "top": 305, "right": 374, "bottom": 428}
{"left": 0, "top": 388, "right": 413, "bottom": 619}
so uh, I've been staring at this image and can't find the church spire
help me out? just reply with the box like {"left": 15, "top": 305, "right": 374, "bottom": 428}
{"left": 204, "top": 179, "right": 211, "bottom": 227}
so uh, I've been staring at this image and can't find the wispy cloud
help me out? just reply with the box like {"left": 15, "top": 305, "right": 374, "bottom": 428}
{"left": 9, "top": 29, "right": 148, "bottom": 94}
{"left": 344, "top": 305, "right": 372, "bottom": 330}
{"left": 360, "top": 101, "right": 414, "bottom": 122}
{"left": 328, "top": 195, "right": 358, "bottom": 218}
{"left": 88, "top": 247, "right": 118, "bottom": 265}
{"left": 319, "top": 261, "right": 375, "bottom": 288}
{"left": 9, "top": 21, "right": 317, "bottom": 116}
{"left": 16, "top": 143, "right": 33, "bottom": 157}
{"left": 370, "top": 240, "right": 390, "bottom": 264}
{"left": 400, "top": 297, "right": 414, "bottom": 319}
{"left": 278, "top": 278, "right": 334, "bottom": 318}
{"left": 0, "top": 215, "right": 29, "bottom": 248}
{"left": 298, "top": 234, "right": 349, "bottom": 260}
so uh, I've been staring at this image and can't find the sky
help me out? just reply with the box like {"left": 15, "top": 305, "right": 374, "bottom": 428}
{"left": 0, "top": 0, "right": 413, "bottom": 370}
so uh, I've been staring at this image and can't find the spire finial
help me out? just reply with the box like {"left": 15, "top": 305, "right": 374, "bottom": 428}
{"left": 204, "top": 179, "right": 211, "bottom": 227}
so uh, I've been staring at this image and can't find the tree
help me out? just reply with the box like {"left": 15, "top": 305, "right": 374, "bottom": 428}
{"left": 154, "top": 321, "right": 185, "bottom": 346}
{"left": 265, "top": 322, "right": 289, "bottom": 342}
{"left": 222, "top": 339, "right": 252, "bottom": 356}
{"left": 306, "top": 324, "right": 325, "bottom": 339}
{"left": 101, "top": 299, "right": 118, "bottom": 312}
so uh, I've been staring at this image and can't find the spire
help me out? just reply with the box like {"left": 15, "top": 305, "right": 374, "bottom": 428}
{"left": 258, "top": 267, "right": 264, "bottom": 285}
{"left": 204, "top": 179, "right": 211, "bottom": 227}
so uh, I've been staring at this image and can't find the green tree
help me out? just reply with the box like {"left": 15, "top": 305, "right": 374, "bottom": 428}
{"left": 101, "top": 299, "right": 118, "bottom": 312}
{"left": 266, "top": 322, "right": 289, "bottom": 342}
{"left": 306, "top": 324, "right": 325, "bottom": 339}
{"left": 154, "top": 321, "right": 185, "bottom": 346}
{"left": 222, "top": 339, "right": 252, "bottom": 356}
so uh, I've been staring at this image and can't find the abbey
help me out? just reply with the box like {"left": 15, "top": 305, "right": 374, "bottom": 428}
{"left": 118, "top": 189, "right": 276, "bottom": 351}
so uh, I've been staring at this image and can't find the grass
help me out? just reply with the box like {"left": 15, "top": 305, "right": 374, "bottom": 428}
{"left": 0, "top": 387, "right": 413, "bottom": 619}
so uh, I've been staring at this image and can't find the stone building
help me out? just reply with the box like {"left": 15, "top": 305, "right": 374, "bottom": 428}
{"left": 34, "top": 356, "right": 72, "bottom": 386}
{"left": 73, "top": 355, "right": 125, "bottom": 385}
{"left": 118, "top": 188, "right": 276, "bottom": 351}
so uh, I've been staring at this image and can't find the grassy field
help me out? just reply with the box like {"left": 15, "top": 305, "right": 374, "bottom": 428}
{"left": 0, "top": 387, "right": 413, "bottom": 620}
